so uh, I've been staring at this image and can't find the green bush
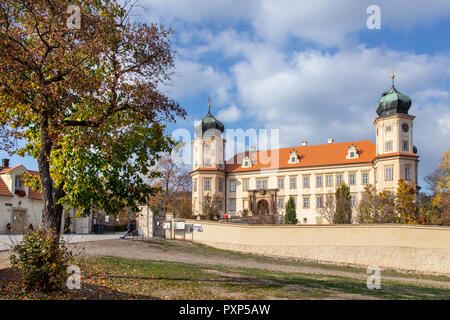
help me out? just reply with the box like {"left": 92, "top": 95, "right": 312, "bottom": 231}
{"left": 9, "top": 229, "right": 73, "bottom": 291}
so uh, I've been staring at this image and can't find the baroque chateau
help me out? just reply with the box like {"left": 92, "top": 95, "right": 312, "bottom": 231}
{"left": 190, "top": 75, "right": 419, "bottom": 223}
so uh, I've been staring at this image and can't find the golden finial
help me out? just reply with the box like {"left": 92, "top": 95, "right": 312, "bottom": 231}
{"left": 207, "top": 96, "right": 212, "bottom": 114}
{"left": 391, "top": 68, "right": 395, "bottom": 86}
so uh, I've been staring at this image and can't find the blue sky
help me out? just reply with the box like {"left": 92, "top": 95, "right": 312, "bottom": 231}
{"left": 1, "top": 0, "right": 450, "bottom": 191}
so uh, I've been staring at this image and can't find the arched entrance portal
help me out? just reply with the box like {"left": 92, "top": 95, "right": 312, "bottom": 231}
{"left": 256, "top": 199, "right": 269, "bottom": 215}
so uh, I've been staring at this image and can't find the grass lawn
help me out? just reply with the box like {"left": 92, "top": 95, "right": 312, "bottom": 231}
{"left": 1, "top": 256, "right": 449, "bottom": 300}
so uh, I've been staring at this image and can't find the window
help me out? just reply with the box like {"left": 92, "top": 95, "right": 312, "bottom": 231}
{"left": 404, "top": 166, "right": 411, "bottom": 180}
{"left": 385, "top": 125, "right": 392, "bottom": 131}
{"left": 278, "top": 198, "right": 284, "bottom": 209}
{"left": 316, "top": 217, "right": 324, "bottom": 224}
{"left": 290, "top": 177, "right": 296, "bottom": 189}
{"left": 230, "top": 180, "right": 236, "bottom": 192}
{"left": 290, "top": 155, "right": 296, "bottom": 162}
{"left": 316, "top": 175, "right": 323, "bottom": 187}
{"left": 205, "top": 144, "right": 211, "bottom": 152}
{"left": 362, "top": 172, "right": 369, "bottom": 185}
{"left": 278, "top": 177, "right": 284, "bottom": 189}
{"left": 205, "top": 157, "right": 212, "bottom": 167}
{"left": 15, "top": 176, "right": 23, "bottom": 190}
{"left": 219, "top": 180, "right": 223, "bottom": 192}
{"left": 193, "top": 179, "right": 197, "bottom": 192}
{"left": 403, "top": 140, "right": 409, "bottom": 152}
{"left": 349, "top": 173, "right": 356, "bottom": 185}
{"left": 385, "top": 141, "right": 392, "bottom": 152}
{"left": 288, "top": 151, "right": 299, "bottom": 163}
{"left": 326, "top": 175, "right": 333, "bottom": 187}
{"left": 303, "top": 176, "right": 310, "bottom": 188}
{"left": 257, "top": 179, "right": 267, "bottom": 190}
{"left": 204, "top": 199, "right": 209, "bottom": 206}
{"left": 243, "top": 180, "right": 249, "bottom": 191}
{"left": 303, "top": 196, "right": 310, "bottom": 208}
{"left": 350, "top": 195, "right": 356, "bottom": 207}
{"left": 385, "top": 167, "right": 392, "bottom": 181}
{"left": 316, "top": 196, "right": 323, "bottom": 208}
{"left": 204, "top": 179, "right": 211, "bottom": 191}
{"left": 336, "top": 174, "right": 343, "bottom": 186}
{"left": 229, "top": 199, "right": 236, "bottom": 211}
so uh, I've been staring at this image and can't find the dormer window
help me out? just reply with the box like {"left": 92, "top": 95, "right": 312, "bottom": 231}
{"left": 242, "top": 156, "right": 252, "bottom": 168}
{"left": 15, "top": 176, "right": 24, "bottom": 190}
{"left": 288, "top": 150, "right": 299, "bottom": 164}
{"left": 346, "top": 144, "right": 359, "bottom": 159}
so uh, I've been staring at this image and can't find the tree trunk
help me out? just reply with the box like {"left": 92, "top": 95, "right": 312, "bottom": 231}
{"left": 38, "top": 114, "right": 63, "bottom": 236}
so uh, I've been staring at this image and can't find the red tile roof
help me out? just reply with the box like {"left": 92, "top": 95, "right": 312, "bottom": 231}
{"left": 225, "top": 140, "right": 378, "bottom": 173}
{"left": 0, "top": 178, "right": 12, "bottom": 197}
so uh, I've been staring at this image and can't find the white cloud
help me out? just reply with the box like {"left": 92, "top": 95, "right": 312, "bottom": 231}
{"left": 217, "top": 104, "right": 242, "bottom": 123}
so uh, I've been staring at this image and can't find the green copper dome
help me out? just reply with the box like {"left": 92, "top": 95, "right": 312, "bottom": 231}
{"left": 377, "top": 75, "right": 411, "bottom": 117}
{"left": 195, "top": 105, "right": 224, "bottom": 136}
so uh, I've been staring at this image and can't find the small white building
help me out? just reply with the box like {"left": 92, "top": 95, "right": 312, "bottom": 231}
{"left": 0, "top": 159, "right": 44, "bottom": 234}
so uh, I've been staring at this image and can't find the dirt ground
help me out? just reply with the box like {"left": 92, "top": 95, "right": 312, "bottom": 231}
{"left": 1, "top": 238, "right": 449, "bottom": 292}
{"left": 75, "top": 239, "right": 450, "bottom": 289}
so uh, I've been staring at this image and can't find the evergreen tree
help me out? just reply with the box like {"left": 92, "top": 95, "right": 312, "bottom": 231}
{"left": 335, "top": 183, "right": 352, "bottom": 224}
{"left": 284, "top": 196, "right": 298, "bottom": 224}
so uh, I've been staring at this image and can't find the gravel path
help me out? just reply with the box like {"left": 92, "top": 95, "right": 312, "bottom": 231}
{"left": 77, "top": 239, "right": 450, "bottom": 290}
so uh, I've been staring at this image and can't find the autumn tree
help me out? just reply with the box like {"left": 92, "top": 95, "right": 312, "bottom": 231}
{"left": 396, "top": 179, "right": 418, "bottom": 224}
{"left": 335, "top": 183, "right": 352, "bottom": 224}
{"left": 0, "top": 0, "right": 185, "bottom": 236}
{"left": 419, "top": 150, "right": 450, "bottom": 225}
{"left": 148, "top": 150, "right": 192, "bottom": 218}
{"left": 284, "top": 196, "right": 297, "bottom": 224}
{"left": 356, "top": 184, "right": 397, "bottom": 223}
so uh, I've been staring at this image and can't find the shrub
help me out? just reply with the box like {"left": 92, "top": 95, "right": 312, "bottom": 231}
{"left": 9, "top": 229, "right": 73, "bottom": 291}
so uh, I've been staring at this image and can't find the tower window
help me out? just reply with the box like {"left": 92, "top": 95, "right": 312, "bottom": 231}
{"left": 403, "top": 140, "right": 409, "bottom": 152}
{"left": 385, "top": 125, "right": 392, "bottom": 132}
{"left": 385, "top": 141, "right": 392, "bottom": 152}
{"left": 404, "top": 166, "right": 411, "bottom": 180}
{"left": 204, "top": 179, "right": 211, "bottom": 191}
{"left": 385, "top": 167, "right": 393, "bottom": 181}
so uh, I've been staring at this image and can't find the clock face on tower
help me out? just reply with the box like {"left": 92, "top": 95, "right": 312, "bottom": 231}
{"left": 402, "top": 122, "right": 409, "bottom": 133}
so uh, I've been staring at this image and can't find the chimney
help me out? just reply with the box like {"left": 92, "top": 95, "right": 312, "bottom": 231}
{"left": 328, "top": 139, "right": 334, "bottom": 144}
{"left": 2, "top": 158, "right": 9, "bottom": 168}
{"left": 301, "top": 141, "right": 307, "bottom": 146}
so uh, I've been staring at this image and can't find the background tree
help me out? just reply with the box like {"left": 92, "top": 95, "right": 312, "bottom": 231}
{"left": 148, "top": 150, "right": 191, "bottom": 218}
{"left": 396, "top": 179, "right": 418, "bottom": 224}
{"left": 335, "top": 183, "right": 352, "bottom": 224}
{"left": 0, "top": 0, "right": 185, "bottom": 235}
{"left": 418, "top": 150, "right": 450, "bottom": 225}
{"left": 202, "top": 194, "right": 222, "bottom": 221}
{"left": 284, "top": 196, "right": 298, "bottom": 224}
{"left": 356, "top": 185, "right": 397, "bottom": 223}
{"left": 318, "top": 193, "right": 337, "bottom": 224}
